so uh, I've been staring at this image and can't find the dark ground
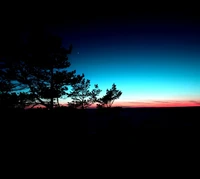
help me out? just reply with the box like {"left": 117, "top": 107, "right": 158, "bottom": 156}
{"left": 1, "top": 107, "right": 199, "bottom": 135}
{"left": 1, "top": 107, "right": 199, "bottom": 172}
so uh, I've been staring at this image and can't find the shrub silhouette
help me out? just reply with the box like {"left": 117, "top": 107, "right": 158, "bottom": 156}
{"left": 68, "top": 78, "right": 102, "bottom": 109}
{"left": 97, "top": 83, "right": 122, "bottom": 108}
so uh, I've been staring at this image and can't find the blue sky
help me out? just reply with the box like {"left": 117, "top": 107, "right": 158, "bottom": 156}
{"left": 49, "top": 17, "right": 200, "bottom": 107}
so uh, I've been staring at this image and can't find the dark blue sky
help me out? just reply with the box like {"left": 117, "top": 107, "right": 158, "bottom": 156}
{"left": 1, "top": 7, "right": 200, "bottom": 107}
{"left": 44, "top": 12, "right": 200, "bottom": 107}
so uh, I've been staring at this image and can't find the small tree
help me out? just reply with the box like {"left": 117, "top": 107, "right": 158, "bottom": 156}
{"left": 0, "top": 69, "right": 35, "bottom": 109}
{"left": 0, "top": 69, "right": 12, "bottom": 94}
{"left": 68, "top": 78, "right": 102, "bottom": 109}
{"left": 97, "top": 83, "right": 122, "bottom": 108}
{"left": 17, "top": 92, "right": 36, "bottom": 109}
{"left": 0, "top": 67, "right": 21, "bottom": 109}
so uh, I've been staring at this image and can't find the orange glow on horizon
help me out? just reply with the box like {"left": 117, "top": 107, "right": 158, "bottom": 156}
{"left": 89, "top": 100, "right": 200, "bottom": 108}
{"left": 25, "top": 100, "right": 200, "bottom": 109}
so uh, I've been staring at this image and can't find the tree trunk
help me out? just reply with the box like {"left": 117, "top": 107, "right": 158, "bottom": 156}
{"left": 57, "top": 97, "right": 60, "bottom": 107}
{"left": 50, "top": 67, "right": 54, "bottom": 111}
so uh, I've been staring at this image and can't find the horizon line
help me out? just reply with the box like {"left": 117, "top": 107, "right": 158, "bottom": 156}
{"left": 24, "top": 100, "right": 200, "bottom": 109}
{"left": 25, "top": 105, "right": 200, "bottom": 109}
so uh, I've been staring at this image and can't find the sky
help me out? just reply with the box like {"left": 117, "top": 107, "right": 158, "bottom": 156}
{"left": 1, "top": 7, "right": 200, "bottom": 107}
{"left": 46, "top": 11, "right": 200, "bottom": 107}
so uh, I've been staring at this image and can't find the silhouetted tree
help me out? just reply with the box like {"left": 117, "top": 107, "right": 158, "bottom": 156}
{"left": 0, "top": 68, "right": 35, "bottom": 109}
{"left": 97, "top": 83, "right": 122, "bottom": 108}
{"left": 0, "top": 93, "right": 18, "bottom": 109}
{"left": 0, "top": 68, "right": 13, "bottom": 94}
{"left": 17, "top": 92, "right": 36, "bottom": 109}
{"left": 68, "top": 78, "right": 102, "bottom": 109}
{"left": 0, "top": 67, "right": 17, "bottom": 109}
{"left": 0, "top": 30, "right": 83, "bottom": 110}
{"left": 96, "top": 103, "right": 104, "bottom": 109}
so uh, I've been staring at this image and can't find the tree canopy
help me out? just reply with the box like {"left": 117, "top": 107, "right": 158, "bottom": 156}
{"left": 0, "top": 30, "right": 83, "bottom": 110}
{"left": 97, "top": 83, "right": 122, "bottom": 108}
{"left": 68, "top": 78, "right": 102, "bottom": 109}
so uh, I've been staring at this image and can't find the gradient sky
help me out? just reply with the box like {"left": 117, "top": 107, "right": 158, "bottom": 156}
{"left": 2, "top": 9, "right": 200, "bottom": 107}
{"left": 45, "top": 12, "right": 200, "bottom": 107}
